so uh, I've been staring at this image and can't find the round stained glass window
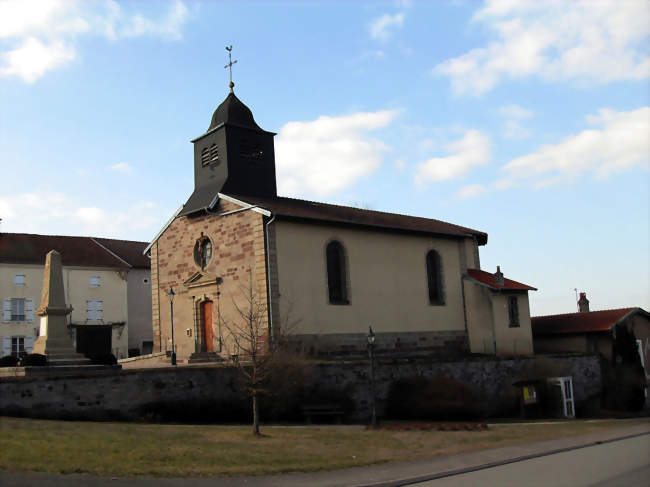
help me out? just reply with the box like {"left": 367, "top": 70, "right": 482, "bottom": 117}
{"left": 194, "top": 237, "right": 213, "bottom": 269}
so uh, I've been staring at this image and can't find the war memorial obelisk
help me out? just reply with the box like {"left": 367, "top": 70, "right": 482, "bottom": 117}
{"left": 32, "top": 250, "right": 91, "bottom": 365}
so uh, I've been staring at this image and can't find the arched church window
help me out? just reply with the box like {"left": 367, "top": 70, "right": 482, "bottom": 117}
{"left": 426, "top": 250, "right": 444, "bottom": 305}
{"left": 326, "top": 240, "right": 349, "bottom": 305}
{"left": 194, "top": 236, "right": 213, "bottom": 269}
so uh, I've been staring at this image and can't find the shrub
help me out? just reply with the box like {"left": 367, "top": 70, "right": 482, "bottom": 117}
{"left": 20, "top": 354, "right": 47, "bottom": 366}
{"left": 0, "top": 355, "right": 20, "bottom": 367}
{"left": 386, "top": 375, "right": 481, "bottom": 420}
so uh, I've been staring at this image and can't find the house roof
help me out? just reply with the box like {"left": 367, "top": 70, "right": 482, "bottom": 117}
{"left": 531, "top": 308, "right": 649, "bottom": 335}
{"left": 0, "top": 233, "right": 149, "bottom": 269}
{"left": 234, "top": 194, "right": 489, "bottom": 245}
{"left": 93, "top": 238, "right": 150, "bottom": 269}
{"left": 465, "top": 268, "right": 537, "bottom": 291}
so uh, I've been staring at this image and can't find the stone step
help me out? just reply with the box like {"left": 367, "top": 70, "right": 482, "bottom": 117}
{"left": 188, "top": 352, "right": 224, "bottom": 364}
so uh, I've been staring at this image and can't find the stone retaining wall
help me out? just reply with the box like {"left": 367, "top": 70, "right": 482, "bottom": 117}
{"left": 0, "top": 354, "right": 601, "bottom": 422}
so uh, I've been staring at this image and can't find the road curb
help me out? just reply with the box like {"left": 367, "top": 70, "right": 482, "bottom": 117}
{"left": 353, "top": 431, "right": 650, "bottom": 487}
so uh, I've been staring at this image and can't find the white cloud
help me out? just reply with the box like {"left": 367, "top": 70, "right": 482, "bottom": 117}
{"left": 458, "top": 184, "right": 488, "bottom": 199}
{"left": 0, "top": 190, "right": 167, "bottom": 239}
{"left": 369, "top": 13, "right": 405, "bottom": 41}
{"left": 434, "top": 0, "right": 650, "bottom": 95}
{"left": 0, "top": 37, "right": 75, "bottom": 83}
{"left": 275, "top": 110, "right": 399, "bottom": 197}
{"left": 499, "top": 104, "right": 534, "bottom": 139}
{"left": 499, "top": 104, "right": 533, "bottom": 120}
{"left": 101, "top": 0, "right": 188, "bottom": 41}
{"left": 499, "top": 107, "right": 650, "bottom": 187}
{"left": 415, "top": 130, "right": 491, "bottom": 185}
{"left": 110, "top": 162, "right": 132, "bottom": 173}
{"left": 0, "top": 0, "right": 189, "bottom": 83}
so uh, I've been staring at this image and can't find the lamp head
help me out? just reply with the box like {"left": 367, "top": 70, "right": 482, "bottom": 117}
{"left": 168, "top": 287, "right": 176, "bottom": 302}
{"left": 367, "top": 326, "right": 376, "bottom": 345}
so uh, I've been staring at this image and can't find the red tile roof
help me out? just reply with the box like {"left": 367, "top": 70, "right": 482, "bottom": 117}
{"left": 531, "top": 308, "right": 647, "bottom": 335}
{"left": 234, "top": 195, "right": 488, "bottom": 245}
{"left": 466, "top": 268, "right": 537, "bottom": 291}
{"left": 93, "top": 238, "right": 150, "bottom": 269}
{"left": 0, "top": 233, "right": 149, "bottom": 269}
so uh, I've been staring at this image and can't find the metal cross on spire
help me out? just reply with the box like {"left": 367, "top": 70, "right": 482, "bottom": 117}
{"left": 224, "top": 45, "right": 237, "bottom": 92}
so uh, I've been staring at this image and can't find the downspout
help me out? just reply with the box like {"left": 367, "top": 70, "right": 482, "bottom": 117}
{"left": 264, "top": 213, "right": 276, "bottom": 346}
{"left": 156, "top": 245, "right": 162, "bottom": 353}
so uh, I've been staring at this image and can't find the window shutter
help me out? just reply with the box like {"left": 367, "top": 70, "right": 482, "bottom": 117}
{"left": 26, "top": 299, "right": 35, "bottom": 322}
{"left": 2, "top": 299, "right": 11, "bottom": 323}
{"left": 1, "top": 337, "right": 11, "bottom": 357}
{"left": 97, "top": 300, "right": 103, "bottom": 320}
{"left": 24, "top": 336, "right": 34, "bottom": 353}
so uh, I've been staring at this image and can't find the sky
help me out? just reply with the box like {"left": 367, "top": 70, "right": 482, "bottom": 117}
{"left": 0, "top": 0, "right": 648, "bottom": 317}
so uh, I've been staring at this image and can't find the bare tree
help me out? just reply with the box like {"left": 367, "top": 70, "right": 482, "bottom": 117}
{"left": 224, "top": 272, "right": 304, "bottom": 436}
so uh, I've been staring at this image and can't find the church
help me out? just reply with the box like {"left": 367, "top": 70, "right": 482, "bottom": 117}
{"left": 146, "top": 81, "right": 537, "bottom": 363}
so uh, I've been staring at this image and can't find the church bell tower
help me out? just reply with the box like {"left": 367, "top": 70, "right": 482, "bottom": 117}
{"left": 180, "top": 48, "right": 277, "bottom": 217}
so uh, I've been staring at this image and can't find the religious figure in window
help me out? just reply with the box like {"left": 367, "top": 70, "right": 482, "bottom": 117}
{"left": 194, "top": 236, "right": 213, "bottom": 270}
{"left": 426, "top": 250, "right": 444, "bottom": 305}
{"left": 326, "top": 240, "right": 349, "bottom": 304}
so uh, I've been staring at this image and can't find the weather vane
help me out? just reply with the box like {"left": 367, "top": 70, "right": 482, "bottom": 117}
{"left": 225, "top": 45, "right": 237, "bottom": 92}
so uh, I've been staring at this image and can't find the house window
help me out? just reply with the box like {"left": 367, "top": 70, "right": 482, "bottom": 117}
{"left": 326, "top": 240, "right": 349, "bottom": 305}
{"left": 508, "top": 296, "right": 520, "bottom": 327}
{"left": 87, "top": 300, "right": 103, "bottom": 321}
{"left": 2, "top": 298, "right": 34, "bottom": 323}
{"left": 13, "top": 274, "right": 25, "bottom": 286}
{"left": 11, "top": 337, "right": 25, "bottom": 357}
{"left": 426, "top": 250, "right": 444, "bottom": 305}
{"left": 90, "top": 276, "right": 101, "bottom": 287}
{"left": 11, "top": 298, "right": 25, "bottom": 321}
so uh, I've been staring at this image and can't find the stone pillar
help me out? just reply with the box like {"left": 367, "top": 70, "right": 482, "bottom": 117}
{"left": 32, "top": 250, "right": 90, "bottom": 365}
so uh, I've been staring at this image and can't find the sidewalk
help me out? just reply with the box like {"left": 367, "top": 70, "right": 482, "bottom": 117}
{"left": 1, "top": 421, "right": 648, "bottom": 487}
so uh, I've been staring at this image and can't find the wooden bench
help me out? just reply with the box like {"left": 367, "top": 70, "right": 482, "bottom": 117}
{"left": 300, "top": 403, "right": 344, "bottom": 424}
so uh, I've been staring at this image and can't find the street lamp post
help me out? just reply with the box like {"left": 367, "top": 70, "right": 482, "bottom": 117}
{"left": 367, "top": 326, "right": 377, "bottom": 428}
{"left": 168, "top": 287, "right": 177, "bottom": 366}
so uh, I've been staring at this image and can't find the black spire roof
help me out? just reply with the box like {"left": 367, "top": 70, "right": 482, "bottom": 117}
{"left": 208, "top": 92, "right": 262, "bottom": 132}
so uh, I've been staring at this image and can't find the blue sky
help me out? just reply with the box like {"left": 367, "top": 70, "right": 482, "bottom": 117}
{"left": 0, "top": 0, "right": 648, "bottom": 316}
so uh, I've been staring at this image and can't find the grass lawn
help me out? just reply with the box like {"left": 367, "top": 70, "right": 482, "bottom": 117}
{"left": 0, "top": 417, "right": 647, "bottom": 477}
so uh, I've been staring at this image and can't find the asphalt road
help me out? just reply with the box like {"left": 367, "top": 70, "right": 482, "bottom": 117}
{"left": 414, "top": 434, "right": 650, "bottom": 487}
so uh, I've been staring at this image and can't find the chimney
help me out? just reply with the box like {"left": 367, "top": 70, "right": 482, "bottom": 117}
{"left": 494, "top": 266, "right": 504, "bottom": 285}
{"left": 578, "top": 292, "right": 590, "bottom": 312}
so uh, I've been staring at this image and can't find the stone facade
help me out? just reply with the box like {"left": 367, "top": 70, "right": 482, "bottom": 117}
{"left": 152, "top": 198, "right": 269, "bottom": 359}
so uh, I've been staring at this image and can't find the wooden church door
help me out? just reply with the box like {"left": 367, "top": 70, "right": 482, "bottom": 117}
{"left": 200, "top": 301, "right": 214, "bottom": 353}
